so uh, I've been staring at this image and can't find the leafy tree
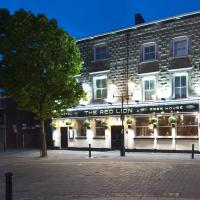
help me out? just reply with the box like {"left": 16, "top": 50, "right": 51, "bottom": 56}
{"left": 0, "top": 9, "right": 84, "bottom": 157}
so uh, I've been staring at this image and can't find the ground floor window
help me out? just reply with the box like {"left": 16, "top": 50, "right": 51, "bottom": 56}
{"left": 95, "top": 119, "right": 105, "bottom": 137}
{"left": 76, "top": 119, "right": 86, "bottom": 137}
{"left": 177, "top": 115, "right": 198, "bottom": 136}
{"left": 135, "top": 116, "right": 154, "bottom": 136}
{"left": 158, "top": 116, "right": 172, "bottom": 136}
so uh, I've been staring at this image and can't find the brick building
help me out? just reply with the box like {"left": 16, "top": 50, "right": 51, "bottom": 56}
{"left": 52, "top": 11, "right": 200, "bottom": 152}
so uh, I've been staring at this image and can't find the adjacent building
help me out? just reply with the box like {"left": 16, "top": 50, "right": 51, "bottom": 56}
{"left": 52, "top": 11, "right": 200, "bottom": 152}
{"left": 0, "top": 94, "right": 45, "bottom": 150}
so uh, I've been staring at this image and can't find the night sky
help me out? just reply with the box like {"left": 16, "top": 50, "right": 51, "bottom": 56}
{"left": 1, "top": 0, "right": 200, "bottom": 39}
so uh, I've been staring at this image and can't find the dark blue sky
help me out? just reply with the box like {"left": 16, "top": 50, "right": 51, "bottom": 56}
{"left": 1, "top": 0, "right": 200, "bottom": 39}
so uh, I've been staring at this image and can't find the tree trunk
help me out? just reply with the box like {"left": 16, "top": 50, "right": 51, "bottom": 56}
{"left": 39, "top": 118, "right": 47, "bottom": 157}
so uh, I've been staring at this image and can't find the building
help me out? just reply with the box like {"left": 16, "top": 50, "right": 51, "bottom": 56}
{"left": 0, "top": 94, "right": 49, "bottom": 150}
{"left": 52, "top": 11, "right": 200, "bottom": 152}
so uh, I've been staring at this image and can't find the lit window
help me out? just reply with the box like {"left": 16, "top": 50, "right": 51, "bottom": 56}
{"left": 93, "top": 76, "right": 107, "bottom": 99}
{"left": 142, "top": 43, "right": 156, "bottom": 62}
{"left": 135, "top": 117, "right": 154, "bottom": 136}
{"left": 95, "top": 119, "right": 105, "bottom": 137}
{"left": 143, "top": 77, "right": 156, "bottom": 101}
{"left": 76, "top": 119, "right": 87, "bottom": 137}
{"left": 173, "top": 37, "right": 188, "bottom": 57}
{"left": 93, "top": 45, "right": 107, "bottom": 60}
{"left": 174, "top": 74, "right": 187, "bottom": 99}
{"left": 177, "top": 115, "right": 198, "bottom": 136}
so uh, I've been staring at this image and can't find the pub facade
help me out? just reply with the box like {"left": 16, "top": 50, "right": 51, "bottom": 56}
{"left": 52, "top": 11, "right": 200, "bottom": 152}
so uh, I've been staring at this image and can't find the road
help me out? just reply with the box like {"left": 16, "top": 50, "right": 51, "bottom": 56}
{"left": 0, "top": 150, "right": 200, "bottom": 200}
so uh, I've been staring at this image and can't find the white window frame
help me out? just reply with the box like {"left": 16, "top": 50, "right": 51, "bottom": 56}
{"left": 173, "top": 36, "right": 188, "bottom": 57}
{"left": 173, "top": 72, "right": 188, "bottom": 99}
{"left": 93, "top": 75, "right": 107, "bottom": 99}
{"left": 93, "top": 44, "right": 107, "bottom": 61}
{"left": 142, "top": 76, "right": 156, "bottom": 101}
{"left": 142, "top": 42, "right": 156, "bottom": 62}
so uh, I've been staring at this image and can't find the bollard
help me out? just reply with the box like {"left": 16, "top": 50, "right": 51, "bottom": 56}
{"left": 191, "top": 144, "right": 194, "bottom": 159}
{"left": 5, "top": 172, "right": 13, "bottom": 200}
{"left": 89, "top": 144, "right": 91, "bottom": 158}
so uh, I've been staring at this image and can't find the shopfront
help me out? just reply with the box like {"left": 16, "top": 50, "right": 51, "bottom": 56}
{"left": 52, "top": 101, "right": 200, "bottom": 151}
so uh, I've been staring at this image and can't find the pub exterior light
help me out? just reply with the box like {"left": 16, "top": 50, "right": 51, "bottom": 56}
{"left": 79, "top": 83, "right": 91, "bottom": 105}
{"left": 128, "top": 80, "right": 135, "bottom": 92}
{"left": 109, "top": 80, "right": 117, "bottom": 92}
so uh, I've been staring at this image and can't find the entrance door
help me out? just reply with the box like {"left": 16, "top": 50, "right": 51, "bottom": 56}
{"left": 111, "top": 126, "right": 121, "bottom": 149}
{"left": 61, "top": 127, "right": 68, "bottom": 149}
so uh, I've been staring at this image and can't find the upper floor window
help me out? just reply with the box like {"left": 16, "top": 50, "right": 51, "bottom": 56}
{"left": 93, "top": 75, "right": 107, "bottom": 99}
{"left": 173, "top": 73, "right": 187, "bottom": 99}
{"left": 142, "top": 43, "right": 156, "bottom": 62}
{"left": 143, "top": 77, "right": 156, "bottom": 101}
{"left": 93, "top": 45, "right": 108, "bottom": 60}
{"left": 173, "top": 37, "right": 188, "bottom": 57}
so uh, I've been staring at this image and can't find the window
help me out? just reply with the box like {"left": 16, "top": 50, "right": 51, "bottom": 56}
{"left": 173, "top": 73, "right": 187, "bottom": 99}
{"left": 93, "top": 45, "right": 107, "bottom": 60}
{"left": 135, "top": 117, "right": 154, "bottom": 136}
{"left": 173, "top": 37, "right": 188, "bottom": 57}
{"left": 95, "top": 119, "right": 105, "bottom": 137}
{"left": 142, "top": 43, "right": 156, "bottom": 62}
{"left": 76, "top": 119, "right": 86, "bottom": 137}
{"left": 177, "top": 115, "right": 198, "bottom": 136}
{"left": 158, "top": 116, "right": 172, "bottom": 136}
{"left": 143, "top": 77, "right": 156, "bottom": 101}
{"left": 93, "top": 76, "right": 107, "bottom": 99}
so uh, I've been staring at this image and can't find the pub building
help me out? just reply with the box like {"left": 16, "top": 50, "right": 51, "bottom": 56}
{"left": 52, "top": 11, "right": 200, "bottom": 152}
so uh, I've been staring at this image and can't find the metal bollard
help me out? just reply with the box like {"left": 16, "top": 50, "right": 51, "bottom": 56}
{"left": 89, "top": 144, "right": 91, "bottom": 158}
{"left": 191, "top": 144, "right": 194, "bottom": 159}
{"left": 5, "top": 172, "right": 13, "bottom": 200}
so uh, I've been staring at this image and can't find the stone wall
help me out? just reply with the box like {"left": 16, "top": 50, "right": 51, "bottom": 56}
{"left": 78, "top": 12, "right": 200, "bottom": 103}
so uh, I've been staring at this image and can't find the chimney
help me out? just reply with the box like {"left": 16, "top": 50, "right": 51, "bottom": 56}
{"left": 135, "top": 13, "right": 145, "bottom": 25}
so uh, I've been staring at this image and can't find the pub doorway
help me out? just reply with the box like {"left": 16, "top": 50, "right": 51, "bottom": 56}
{"left": 111, "top": 125, "right": 121, "bottom": 150}
{"left": 60, "top": 127, "right": 68, "bottom": 149}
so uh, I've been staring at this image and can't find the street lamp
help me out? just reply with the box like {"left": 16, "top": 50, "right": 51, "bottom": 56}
{"left": 114, "top": 92, "right": 132, "bottom": 156}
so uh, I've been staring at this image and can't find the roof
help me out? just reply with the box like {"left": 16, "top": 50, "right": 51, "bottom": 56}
{"left": 77, "top": 10, "right": 200, "bottom": 42}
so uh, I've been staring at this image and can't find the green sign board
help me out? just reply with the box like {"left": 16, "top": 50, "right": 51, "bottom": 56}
{"left": 65, "top": 103, "right": 199, "bottom": 118}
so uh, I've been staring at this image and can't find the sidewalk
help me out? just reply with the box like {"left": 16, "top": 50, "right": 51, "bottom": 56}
{"left": 0, "top": 148, "right": 199, "bottom": 161}
{"left": 1, "top": 149, "right": 200, "bottom": 200}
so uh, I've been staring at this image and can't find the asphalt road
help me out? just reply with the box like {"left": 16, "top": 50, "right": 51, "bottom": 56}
{"left": 0, "top": 150, "right": 200, "bottom": 200}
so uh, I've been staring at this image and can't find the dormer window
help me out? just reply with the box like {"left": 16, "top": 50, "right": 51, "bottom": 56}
{"left": 93, "top": 44, "right": 107, "bottom": 60}
{"left": 173, "top": 36, "right": 188, "bottom": 57}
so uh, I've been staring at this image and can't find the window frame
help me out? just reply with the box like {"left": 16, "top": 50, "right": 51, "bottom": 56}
{"left": 93, "top": 44, "right": 108, "bottom": 61}
{"left": 173, "top": 72, "right": 188, "bottom": 99}
{"left": 93, "top": 75, "right": 107, "bottom": 100}
{"left": 95, "top": 119, "right": 105, "bottom": 137}
{"left": 142, "top": 76, "right": 156, "bottom": 101}
{"left": 142, "top": 42, "right": 157, "bottom": 62}
{"left": 172, "top": 36, "right": 188, "bottom": 58}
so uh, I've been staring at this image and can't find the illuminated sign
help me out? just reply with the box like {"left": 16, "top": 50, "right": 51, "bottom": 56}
{"left": 65, "top": 103, "right": 199, "bottom": 117}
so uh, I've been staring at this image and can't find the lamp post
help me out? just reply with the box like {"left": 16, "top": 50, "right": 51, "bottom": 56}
{"left": 114, "top": 92, "right": 132, "bottom": 157}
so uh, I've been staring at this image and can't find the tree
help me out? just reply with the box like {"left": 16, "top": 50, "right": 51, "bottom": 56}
{"left": 0, "top": 9, "right": 84, "bottom": 157}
